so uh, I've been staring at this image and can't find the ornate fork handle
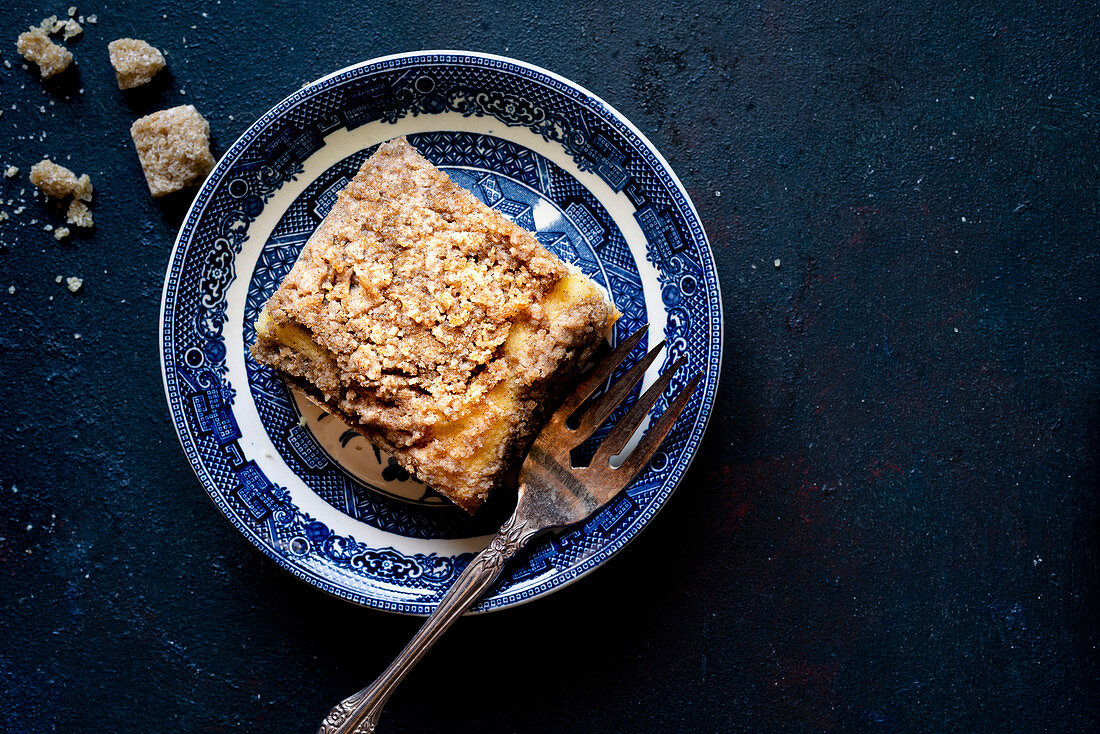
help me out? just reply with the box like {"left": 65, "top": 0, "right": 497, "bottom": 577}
{"left": 318, "top": 511, "right": 540, "bottom": 734}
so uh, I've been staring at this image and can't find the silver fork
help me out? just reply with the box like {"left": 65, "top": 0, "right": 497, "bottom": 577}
{"left": 318, "top": 325, "right": 701, "bottom": 733}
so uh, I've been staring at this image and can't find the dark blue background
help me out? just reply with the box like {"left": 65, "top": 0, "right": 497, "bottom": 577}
{"left": 0, "top": 1, "right": 1096, "bottom": 731}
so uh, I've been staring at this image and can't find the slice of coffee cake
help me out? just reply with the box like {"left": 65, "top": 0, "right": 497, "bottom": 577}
{"left": 252, "top": 137, "right": 618, "bottom": 512}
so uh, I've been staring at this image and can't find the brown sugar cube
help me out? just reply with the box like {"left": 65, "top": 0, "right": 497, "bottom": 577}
{"left": 29, "top": 159, "right": 92, "bottom": 200}
{"left": 129, "top": 105, "right": 215, "bottom": 197}
{"left": 107, "top": 38, "right": 166, "bottom": 89}
{"left": 16, "top": 27, "right": 73, "bottom": 79}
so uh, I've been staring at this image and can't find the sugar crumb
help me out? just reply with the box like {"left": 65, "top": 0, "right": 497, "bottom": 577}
{"left": 16, "top": 27, "right": 73, "bottom": 79}
{"left": 53, "top": 226, "right": 69, "bottom": 240}
{"left": 773, "top": 258, "right": 781, "bottom": 268}
{"left": 7, "top": 285, "right": 15, "bottom": 295}
{"left": 30, "top": 159, "right": 85, "bottom": 199}
{"left": 108, "top": 38, "right": 166, "bottom": 89}
{"left": 62, "top": 19, "right": 82, "bottom": 41}
{"left": 66, "top": 276, "right": 82, "bottom": 292}
{"left": 66, "top": 199, "right": 93, "bottom": 228}
{"left": 39, "top": 15, "right": 63, "bottom": 34}
{"left": 4, "top": 166, "right": 17, "bottom": 178}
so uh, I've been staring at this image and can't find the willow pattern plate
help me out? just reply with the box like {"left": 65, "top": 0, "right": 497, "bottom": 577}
{"left": 160, "top": 51, "right": 722, "bottom": 614}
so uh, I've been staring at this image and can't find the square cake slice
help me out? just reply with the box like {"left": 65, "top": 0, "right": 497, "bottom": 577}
{"left": 251, "top": 137, "right": 618, "bottom": 512}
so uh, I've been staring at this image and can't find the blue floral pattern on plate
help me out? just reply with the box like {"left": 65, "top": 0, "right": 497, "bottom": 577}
{"left": 160, "top": 52, "right": 722, "bottom": 614}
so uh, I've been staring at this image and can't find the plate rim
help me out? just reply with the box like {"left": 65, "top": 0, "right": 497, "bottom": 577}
{"left": 159, "top": 50, "right": 724, "bottom": 614}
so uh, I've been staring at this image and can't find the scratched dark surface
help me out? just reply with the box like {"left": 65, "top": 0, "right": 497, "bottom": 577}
{"left": 0, "top": 0, "right": 1097, "bottom": 732}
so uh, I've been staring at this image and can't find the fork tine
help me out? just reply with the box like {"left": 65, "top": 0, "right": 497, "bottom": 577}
{"left": 555, "top": 325, "right": 649, "bottom": 420}
{"left": 589, "top": 356, "right": 685, "bottom": 466}
{"left": 571, "top": 339, "right": 665, "bottom": 443}
{"left": 612, "top": 372, "right": 702, "bottom": 479}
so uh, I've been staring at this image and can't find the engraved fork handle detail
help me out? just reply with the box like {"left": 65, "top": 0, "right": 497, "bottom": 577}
{"left": 317, "top": 512, "right": 539, "bottom": 734}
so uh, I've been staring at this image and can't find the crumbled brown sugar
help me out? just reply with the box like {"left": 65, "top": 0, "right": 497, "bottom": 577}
{"left": 53, "top": 226, "right": 70, "bottom": 240}
{"left": 130, "top": 105, "right": 215, "bottom": 197}
{"left": 66, "top": 199, "right": 93, "bottom": 228}
{"left": 108, "top": 38, "right": 165, "bottom": 89}
{"left": 29, "top": 160, "right": 93, "bottom": 204}
{"left": 73, "top": 174, "right": 92, "bottom": 202}
{"left": 252, "top": 138, "right": 617, "bottom": 512}
{"left": 30, "top": 159, "right": 75, "bottom": 198}
{"left": 37, "top": 16, "right": 64, "bottom": 35}
{"left": 16, "top": 27, "right": 73, "bottom": 79}
{"left": 61, "top": 19, "right": 82, "bottom": 40}
{"left": 65, "top": 276, "right": 82, "bottom": 292}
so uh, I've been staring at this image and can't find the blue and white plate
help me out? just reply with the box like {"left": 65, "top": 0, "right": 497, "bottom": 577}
{"left": 160, "top": 52, "right": 722, "bottom": 614}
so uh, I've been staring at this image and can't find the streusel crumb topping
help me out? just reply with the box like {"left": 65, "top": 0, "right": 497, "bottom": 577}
{"left": 253, "top": 137, "right": 616, "bottom": 511}
{"left": 264, "top": 138, "right": 571, "bottom": 427}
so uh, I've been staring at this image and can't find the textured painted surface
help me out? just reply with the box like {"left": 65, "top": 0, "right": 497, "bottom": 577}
{"left": 0, "top": 1, "right": 1096, "bottom": 732}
